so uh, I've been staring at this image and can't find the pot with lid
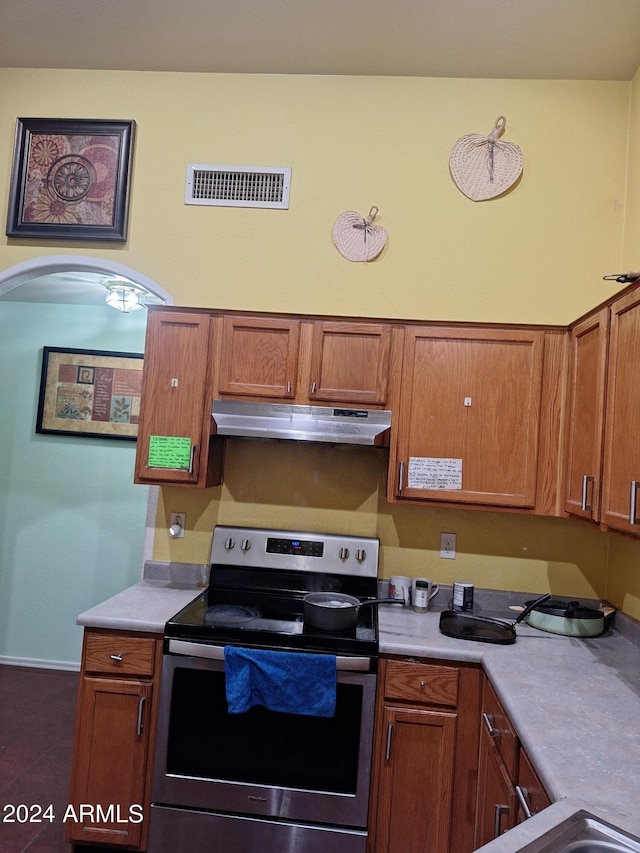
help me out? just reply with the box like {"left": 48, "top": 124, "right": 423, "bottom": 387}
{"left": 523, "top": 598, "right": 608, "bottom": 637}
{"left": 303, "top": 592, "right": 401, "bottom": 632}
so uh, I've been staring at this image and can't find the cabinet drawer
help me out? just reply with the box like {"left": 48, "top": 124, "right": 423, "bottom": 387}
{"left": 384, "top": 660, "right": 459, "bottom": 707}
{"left": 84, "top": 632, "right": 157, "bottom": 677}
{"left": 482, "top": 680, "right": 518, "bottom": 779}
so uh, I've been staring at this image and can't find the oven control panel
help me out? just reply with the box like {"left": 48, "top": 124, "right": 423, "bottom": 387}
{"left": 210, "top": 525, "right": 379, "bottom": 578}
{"left": 266, "top": 537, "right": 324, "bottom": 558}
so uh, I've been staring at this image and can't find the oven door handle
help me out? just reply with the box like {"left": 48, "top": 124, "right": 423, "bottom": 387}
{"left": 166, "top": 639, "right": 375, "bottom": 672}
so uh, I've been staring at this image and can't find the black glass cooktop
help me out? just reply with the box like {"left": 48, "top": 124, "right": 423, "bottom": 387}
{"left": 164, "top": 565, "right": 379, "bottom": 657}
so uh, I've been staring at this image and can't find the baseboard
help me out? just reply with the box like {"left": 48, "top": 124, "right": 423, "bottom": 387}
{"left": 0, "top": 655, "right": 80, "bottom": 672}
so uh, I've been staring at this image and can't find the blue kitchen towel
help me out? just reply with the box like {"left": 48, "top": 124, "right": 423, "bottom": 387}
{"left": 224, "top": 646, "right": 336, "bottom": 717}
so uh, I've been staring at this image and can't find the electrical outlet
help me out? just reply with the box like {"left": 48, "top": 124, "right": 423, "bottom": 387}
{"left": 440, "top": 532, "right": 456, "bottom": 559}
{"left": 169, "top": 512, "right": 186, "bottom": 538}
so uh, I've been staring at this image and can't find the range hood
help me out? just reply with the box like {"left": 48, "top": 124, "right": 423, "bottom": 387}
{"left": 212, "top": 400, "right": 391, "bottom": 447}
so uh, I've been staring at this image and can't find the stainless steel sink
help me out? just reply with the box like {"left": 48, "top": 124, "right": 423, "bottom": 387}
{"left": 517, "top": 811, "right": 640, "bottom": 853}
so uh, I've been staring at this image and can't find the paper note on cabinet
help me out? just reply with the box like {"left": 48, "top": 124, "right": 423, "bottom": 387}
{"left": 148, "top": 435, "right": 192, "bottom": 469}
{"left": 408, "top": 457, "right": 462, "bottom": 490}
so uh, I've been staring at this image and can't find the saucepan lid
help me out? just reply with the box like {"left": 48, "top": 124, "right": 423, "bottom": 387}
{"left": 439, "top": 611, "right": 517, "bottom": 644}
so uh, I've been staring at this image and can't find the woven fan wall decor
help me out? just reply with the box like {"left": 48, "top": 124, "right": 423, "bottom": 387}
{"left": 332, "top": 206, "right": 387, "bottom": 262}
{"left": 450, "top": 116, "right": 523, "bottom": 201}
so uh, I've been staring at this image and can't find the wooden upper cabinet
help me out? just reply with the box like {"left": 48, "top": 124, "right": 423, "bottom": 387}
{"left": 563, "top": 308, "right": 609, "bottom": 522}
{"left": 308, "top": 321, "right": 392, "bottom": 406}
{"left": 601, "top": 288, "right": 640, "bottom": 535}
{"left": 216, "top": 314, "right": 395, "bottom": 407}
{"left": 393, "top": 326, "right": 545, "bottom": 508}
{"left": 218, "top": 315, "right": 301, "bottom": 399}
{"left": 134, "top": 310, "right": 220, "bottom": 487}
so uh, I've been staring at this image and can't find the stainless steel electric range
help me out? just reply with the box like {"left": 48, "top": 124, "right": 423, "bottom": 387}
{"left": 148, "top": 525, "right": 381, "bottom": 853}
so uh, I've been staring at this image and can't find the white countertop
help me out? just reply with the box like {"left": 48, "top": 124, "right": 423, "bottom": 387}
{"left": 77, "top": 583, "right": 640, "bottom": 852}
{"left": 76, "top": 579, "right": 202, "bottom": 633}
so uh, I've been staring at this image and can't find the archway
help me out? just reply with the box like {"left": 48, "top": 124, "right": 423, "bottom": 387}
{"left": 0, "top": 254, "right": 171, "bottom": 666}
{"left": 0, "top": 254, "right": 173, "bottom": 305}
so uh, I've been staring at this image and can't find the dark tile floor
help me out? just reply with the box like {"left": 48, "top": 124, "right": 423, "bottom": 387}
{"left": 0, "top": 664, "right": 79, "bottom": 853}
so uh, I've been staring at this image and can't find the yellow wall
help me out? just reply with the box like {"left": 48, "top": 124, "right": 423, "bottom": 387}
{"left": 3, "top": 68, "right": 639, "bottom": 618}
{"left": 0, "top": 70, "right": 631, "bottom": 324}
{"left": 154, "top": 441, "right": 610, "bottom": 607}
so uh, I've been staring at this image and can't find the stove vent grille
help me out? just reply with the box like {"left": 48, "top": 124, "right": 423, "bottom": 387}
{"left": 185, "top": 164, "right": 291, "bottom": 209}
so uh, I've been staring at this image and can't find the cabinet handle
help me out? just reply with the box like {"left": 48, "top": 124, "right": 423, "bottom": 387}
{"left": 580, "top": 475, "right": 594, "bottom": 512}
{"left": 286, "top": 381, "right": 292, "bottom": 394}
{"left": 189, "top": 445, "right": 195, "bottom": 475}
{"left": 136, "top": 697, "right": 145, "bottom": 736}
{"left": 310, "top": 381, "right": 316, "bottom": 395}
{"left": 110, "top": 654, "right": 123, "bottom": 662}
{"left": 515, "top": 785, "right": 532, "bottom": 820}
{"left": 398, "top": 461, "right": 404, "bottom": 492}
{"left": 494, "top": 804, "right": 510, "bottom": 838}
{"left": 629, "top": 481, "right": 640, "bottom": 525}
{"left": 482, "top": 712, "right": 499, "bottom": 737}
{"left": 385, "top": 722, "right": 393, "bottom": 761}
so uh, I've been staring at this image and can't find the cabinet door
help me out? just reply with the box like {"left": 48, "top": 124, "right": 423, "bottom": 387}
{"left": 395, "top": 327, "right": 544, "bottom": 508}
{"left": 218, "top": 315, "right": 300, "bottom": 399}
{"left": 475, "top": 721, "right": 517, "bottom": 848}
{"left": 374, "top": 707, "right": 456, "bottom": 853}
{"left": 134, "top": 310, "right": 214, "bottom": 486}
{"left": 308, "top": 321, "right": 392, "bottom": 405}
{"left": 602, "top": 288, "right": 640, "bottom": 534}
{"left": 482, "top": 680, "right": 518, "bottom": 780}
{"left": 563, "top": 309, "right": 609, "bottom": 522}
{"left": 516, "top": 748, "right": 551, "bottom": 822}
{"left": 67, "top": 676, "right": 152, "bottom": 848}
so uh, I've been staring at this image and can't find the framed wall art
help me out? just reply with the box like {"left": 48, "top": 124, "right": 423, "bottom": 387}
{"left": 6, "top": 118, "right": 135, "bottom": 241}
{"left": 36, "top": 347, "right": 143, "bottom": 440}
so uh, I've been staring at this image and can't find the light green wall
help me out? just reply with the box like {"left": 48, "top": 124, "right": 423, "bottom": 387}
{"left": 0, "top": 302, "right": 148, "bottom": 665}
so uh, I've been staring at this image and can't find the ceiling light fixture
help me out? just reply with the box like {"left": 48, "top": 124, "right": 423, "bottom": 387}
{"left": 104, "top": 280, "right": 146, "bottom": 313}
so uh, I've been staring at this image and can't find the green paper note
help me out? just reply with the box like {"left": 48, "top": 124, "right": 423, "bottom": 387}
{"left": 148, "top": 435, "right": 192, "bottom": 469}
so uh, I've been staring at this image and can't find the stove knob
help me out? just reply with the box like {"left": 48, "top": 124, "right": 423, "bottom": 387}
{"left": 224, "top": 537, "right": 236, "bottom": 550}
{"left": 240, "top": 538, "right": 251, "bottom": 552}
{"left": 355, "top": 548, "right": 366, "bottom": 562}
{"left": 339, "top": 547, "right": 350, "bottom": 561}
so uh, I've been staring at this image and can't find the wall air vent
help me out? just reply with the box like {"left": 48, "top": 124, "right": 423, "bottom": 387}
{"left": 185, "top": 164, "right": 291, "bottom": 209}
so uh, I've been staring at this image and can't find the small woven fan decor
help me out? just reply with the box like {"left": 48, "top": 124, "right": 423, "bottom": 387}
{"left": 332, "top": 206, "right": 387, "bottom": 262}
{"left": 449, "top": 116, "right": 523, "bottom": 201}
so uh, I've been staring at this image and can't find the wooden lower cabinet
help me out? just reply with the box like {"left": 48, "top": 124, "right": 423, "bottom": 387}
{"left": 375, "top": 707, "right": 456, "bottom": 853}
{"left": 67, "top": 629, "right": 162, "bottom": 850}
{"left": 516, "top": 749, "right": 552, "bottom": 823}
{"left": 368, "top": 657, "right": 482, "bottom": 853}
{"left": 475, "top": 678, "right": 551, "bottom": 848}
{"left": 475, "top": 709, "right": 518, "bottom": 845}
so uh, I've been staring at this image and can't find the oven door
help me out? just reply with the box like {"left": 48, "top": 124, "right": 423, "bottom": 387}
{"left": 152, "top": 642, "right": 377, "bottom": 829}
